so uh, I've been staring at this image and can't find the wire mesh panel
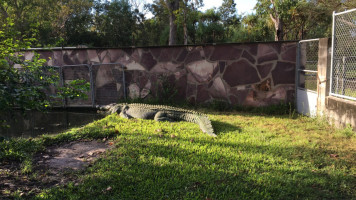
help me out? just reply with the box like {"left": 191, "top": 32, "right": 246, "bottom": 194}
{"left": 298, "top": 39, "right": 319, "bottom": 91}
{"left": 330, "top": 9, "right": 356, "bottom": 100}
{"left": 62, "top": 65, "right": 93, "bottom": 106}
{"left": 92, "top": 63, "right": 126, "bottom": 105}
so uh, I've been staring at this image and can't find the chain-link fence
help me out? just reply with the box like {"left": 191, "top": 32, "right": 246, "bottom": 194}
{"left": 297, "top": 39, "right": 319, "bottom": 92}
{"left": 330, "top": 8, "right": 356, "bottom": 101}
{"left": 62, "top": 64, "right": 93, "bottom": 107}
{"left": 92, "top": 63, "right": 126, "bottom": 105}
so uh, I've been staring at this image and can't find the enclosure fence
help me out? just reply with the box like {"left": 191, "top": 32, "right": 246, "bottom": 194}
{"left": 54, "top": 63, "right": 126, "bottom": 107}
{"left": 297, "top": 39, "right": 319, "bottom": 92}
{"left": 330, "top": 8, "right": 356, "bottom": 101}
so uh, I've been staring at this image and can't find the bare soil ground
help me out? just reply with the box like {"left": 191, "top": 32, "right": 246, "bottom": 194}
{"left": 0, "top": 140, "right": 113, "bottom": 199}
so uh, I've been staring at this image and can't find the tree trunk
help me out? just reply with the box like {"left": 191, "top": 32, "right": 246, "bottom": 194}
{"left": 183, "top": 8, "right": 188, "bottom": 45}
{"left": 165, "top": 0, "right": 180, "bottom": 45}
{"left": 270, "top": 13, "right": 283, "bottom": 41}
{"left": 269, "top": 0, "right": 283, "bottom": 41}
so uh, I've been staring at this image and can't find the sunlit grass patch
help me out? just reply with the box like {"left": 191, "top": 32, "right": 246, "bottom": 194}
{"left": 1, "top": 111, "right": 356, "bottom": 199}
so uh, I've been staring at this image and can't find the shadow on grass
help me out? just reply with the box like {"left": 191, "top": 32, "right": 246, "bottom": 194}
{"left": 36, "top": 130, "right": 355, "bottom": 200}
{"left": 211, "top": 120, "right": 242, "bottom": 136}
{"left": 208, "top": 110, "right": 300, "bottom": 120}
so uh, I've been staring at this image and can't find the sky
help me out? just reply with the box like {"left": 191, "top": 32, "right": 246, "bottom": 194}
{"left": 143, "top": 0, "right": 257, "bottom": 18}
{"left": 199, "top": 0, "right": 257, "bottom": 16}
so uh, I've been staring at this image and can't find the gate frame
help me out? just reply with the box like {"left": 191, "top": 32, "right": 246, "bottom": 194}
{"left": 295, "top": 38, "right": 320, "bottom": 116}
{"left": 59, "top": 63, "right": 127, "bottom": 108}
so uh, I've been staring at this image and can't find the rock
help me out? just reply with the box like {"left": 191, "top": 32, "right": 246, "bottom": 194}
{"left": 242, "top": 50, "right": 256, "bottom": 64}
{"left": 196, "top": 85, "right": 210, "bottom": 103}
{"left": 186, "top": 60, "right": 218, "bottom": 83}
{"left": 281, "top": 45, "right": 296, "bottom": 62}
{"left": 87, "top": 50, "right": 100, "bottom": 63}
{"left": 257, "top": 44, "right": 279, "bottom": 64}
{"left": 128, "top": 84, "right": 140, "bottom": 99}
{"left": 257, "top": 63, "right": 274, "bottom": 79}
{"left": 210, "top": 45, "right": 243, "bottom": 61}
{"left": 271, "top": 61, "right": 295, "bottom": 85}
{"left": 140, "top": 52, "right": 157, "bottom": 70}
{"left": 223, "top": 60, "right": 260, "bottom": 87}
{"left": 185, "top": 49, "right": 203, "bottom": 64}
{"left": 209, "top": 77, "right": 227, "bottom": 99}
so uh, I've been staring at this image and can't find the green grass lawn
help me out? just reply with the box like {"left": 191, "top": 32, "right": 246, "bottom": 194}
{"left": 1, "top": 110, "right": 356, "bottom": 199}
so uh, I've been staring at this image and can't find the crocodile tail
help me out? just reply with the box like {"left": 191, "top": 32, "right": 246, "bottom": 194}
{"left": 196, "top": 114, "right": 216, "bottom": 137}
{"left": 172, "top": 112, "right": 216, "bottom": 137}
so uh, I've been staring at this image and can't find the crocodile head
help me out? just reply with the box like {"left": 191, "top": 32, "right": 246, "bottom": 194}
{"left": 97, "top": 103, "right": 127, "bottom": 114}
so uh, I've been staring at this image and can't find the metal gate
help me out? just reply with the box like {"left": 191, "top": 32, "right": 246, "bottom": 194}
{"left": 330, "top": 8, "right": 356, "bottom": 101}
{"left": 296, "top": 39, "right": 319, "bottom": 117}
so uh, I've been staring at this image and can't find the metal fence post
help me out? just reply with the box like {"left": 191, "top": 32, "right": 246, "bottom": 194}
{"left": 295, "top": 42, "right": 301, "bottom": 111}
{"left": 330, "top": 11, "right": 336, "bottom": 95}
{"left": 59, "top": 66, "right": 66, "bottom": 108}
{"left": 89, "top": 64, "right": 95, "bottom": 108}
{"left": 122, "top": 65, "right": 127, "bottom": 100}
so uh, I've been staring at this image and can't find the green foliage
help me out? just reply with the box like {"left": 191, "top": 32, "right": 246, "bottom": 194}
{"left": 0, "top": 20, "right": 54, "bottom": 112}
{"left": 156, "top": 74, "right": 178, "bottom": 104}
{"left": 0, "top": 0, "right": 94, "bottom": 46}
{"left": 0, "top": 137, "right": 44, "bottom": 162}
{"left": 196, "top": 9, "right": 225, "bottom": 43}
{"left": 233, "top": 14, "right": 274, "bottom": 42}
{"left": 247, "top": 0, "right": 356, "bottom": 41}
{"left": 204, "top": 100, "right": 232, "bottom": 112}
{"left": 339, "top": 124, "right": 355, "bottom": 138}
{"left": 58, "top": 80, "right": 91, "bottom": 100}
{"left": 0, "top": 19, "right": 90, "bottom": 116}
{"left": 197, "top": 101, "right": 295, "bottom": 116}
{"left": 93, "top": 0, "right": 135, "bottom": 47}
{"left": 2, "top": 0, "right": 356, "bottom": 46}
{"left": 234, "top": 103, "right": 295, "bottom": 116}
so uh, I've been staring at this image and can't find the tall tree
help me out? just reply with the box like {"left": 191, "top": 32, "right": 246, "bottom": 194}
{"left": 218, "top": 0, "right": 240, "bottom": 41}
{"left": 196, "top": 8, "right": 224, "bottom": 43}
{"left": 93, "top": 0, "right": 135, "bottom": 47}
{"left": 155, "top": 0, "right": 201, "bottom": 45}
{"left": 138, "top": 2, "right": 170, "bottom": 46}
{"left": 164, "top": 0, "right": 180, "bottom": 45}
{"left": 174, "top": 0, "right": 200, "bottom": 44}
{"left": 255, "top": 0, "right": 297, "bottom": 41}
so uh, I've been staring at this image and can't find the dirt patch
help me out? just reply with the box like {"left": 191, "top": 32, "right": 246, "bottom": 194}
{"left": 46, "top": 140, "right": 110, "bottom": 170}
{"left": 0, "top": 140, "right": 113, "bottom": 199}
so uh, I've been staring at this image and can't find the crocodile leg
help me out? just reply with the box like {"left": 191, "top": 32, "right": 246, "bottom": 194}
{"left": 154, "top": 112, "right": 173, "bottom": 122}
{"left": 120, "top": 110, "right": 132, "bottom": 119}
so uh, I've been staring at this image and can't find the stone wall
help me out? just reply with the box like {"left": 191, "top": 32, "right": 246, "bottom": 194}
{"left": 29, "top": 42, "right": 297, "bottom": 106}
{"left": 325, "top": 97, "right": 356, "bottom": 130}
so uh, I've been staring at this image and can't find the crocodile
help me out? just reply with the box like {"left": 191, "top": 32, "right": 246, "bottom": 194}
{"left": 98, "top": 103, "right": 216, "bottom": 137}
